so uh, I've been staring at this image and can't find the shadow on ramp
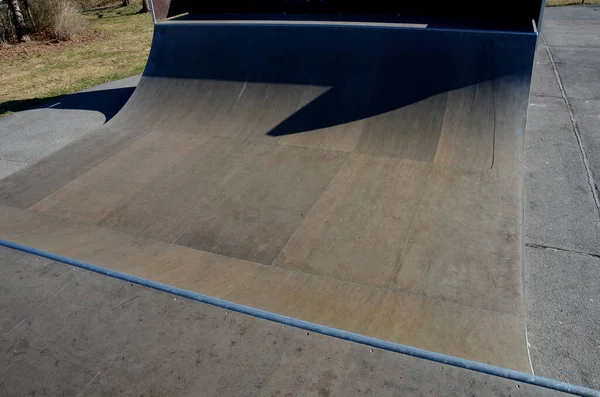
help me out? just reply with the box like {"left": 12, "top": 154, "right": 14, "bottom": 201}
{"left": 145, "top": 24, "right": 536, "bottom": 138}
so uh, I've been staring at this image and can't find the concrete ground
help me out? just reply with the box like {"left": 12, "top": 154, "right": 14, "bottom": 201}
{"left": 0, "top": 76, "right": 139, "bottom": 179}
{"left": 525, "top": 5, "right": 600, "bottom": 390}
{"left": 0, "top": 3, "right": 598, "bottom": 394}
{"left": 0, "top": 246, "right": 568, "bottom": 397}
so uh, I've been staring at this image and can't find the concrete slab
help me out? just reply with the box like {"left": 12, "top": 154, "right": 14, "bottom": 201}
{"left": 0, "top": 108, "right": 105, "bottom": 164}
{"left": 544, "top": 4, "right": 600, "bottom": 22}
{"left": 0, "top": 76, "right": 142, "bottom": 208}
{"left": 0, "top": 248, "right": 58, "bottom": 336}
{"left": 524, "top": 96, "right": 600, "bottom": 255}
{"left": 524, "top": 8, "right": 600, "bottom": 389}
{"left": 525, "top": 246, "right": 600, "bottom": 390}
{"left": 0, "top": 247, "right": 570, "bottom": 397}
{"left": 0, "top": 125, "right": 149, "bottom": 209}
{"left": 543, "top": 19, "right": 600, "bottom": 49}
{"left": 551, "top": 47, "right": 600, "bottom": 100}
{"left": 531, "top": 46, "right": 562, "bottom": 98}
{"left": 0, "top": 247, "right": 288, "bottom": 397}
{"left": 571, "top": 98, "right": 600, "bottom": 185}
{"left": 0, "top": 159, "right": 26, "bottom": 180}
{"left": 542, "top": 5, "right": 600, "bottom": 48}
{"left": 0, "top": 76, "right": 139, "bottom": 166}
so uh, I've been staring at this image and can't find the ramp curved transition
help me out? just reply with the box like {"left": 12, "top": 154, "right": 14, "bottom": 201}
{"left": 0, "top": 21, "right": 537, "bottom": 371}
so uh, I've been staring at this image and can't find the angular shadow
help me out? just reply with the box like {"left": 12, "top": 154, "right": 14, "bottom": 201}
{"left": 0, "top": 87, "right": 135, "bottom": 122}
{"left": 147, "top": 23, "right": 537, "bottom": 137}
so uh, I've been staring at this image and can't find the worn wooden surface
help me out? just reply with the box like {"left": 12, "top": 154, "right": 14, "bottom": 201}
{"left": 0, "top": 23, "right": 537, "bottom": 371}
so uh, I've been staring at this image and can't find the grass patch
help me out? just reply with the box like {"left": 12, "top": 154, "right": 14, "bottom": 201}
{"left": 0, "top": 0, "right": 152, "bottom": 116}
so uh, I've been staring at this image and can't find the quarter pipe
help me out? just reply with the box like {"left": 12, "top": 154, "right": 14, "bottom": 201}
{"left": 0, "top": 1, "right": 541, "bottom": 372}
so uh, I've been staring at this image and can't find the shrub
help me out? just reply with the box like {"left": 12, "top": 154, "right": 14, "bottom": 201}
{"left": 28, "top": 0, "right": 88, "bottom": 40}
{"left": 1, "top": 0, "right": 94, "bottom": 43}
{"left": 50, "top": 0, "right": 88, "bottom": 40}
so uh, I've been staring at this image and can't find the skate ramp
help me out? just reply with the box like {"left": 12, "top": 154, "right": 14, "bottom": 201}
{"left": 0, "top": 21, "right": 537, "bottom": 371}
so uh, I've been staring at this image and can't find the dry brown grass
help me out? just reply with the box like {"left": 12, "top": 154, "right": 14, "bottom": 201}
{"left": 1, "top": 0, "right": 90, "bottom": 42}
{"left": 51, "top": 0, "right": 89, "bottom": 40}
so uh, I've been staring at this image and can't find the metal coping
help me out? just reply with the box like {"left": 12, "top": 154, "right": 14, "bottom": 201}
{"left": 154, "top": 19, "right": 539, "bottom": 38}
{"left": 162, "top": 0, "right": 546, "bottom": 28}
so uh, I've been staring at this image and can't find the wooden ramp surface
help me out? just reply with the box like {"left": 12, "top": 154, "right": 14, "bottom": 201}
{"left": 0, "top": 22, "right": 537, "bottom": 371}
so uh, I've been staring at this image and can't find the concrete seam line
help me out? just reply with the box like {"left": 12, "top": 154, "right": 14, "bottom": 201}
{"left": 0, "top": 239, "right": 598, "bottom": 396}
{"left": 526, "top": 242, "right": 600, "bottom": 259}
{"left": 540, "top": 33, "right": 600, "bottom": 219}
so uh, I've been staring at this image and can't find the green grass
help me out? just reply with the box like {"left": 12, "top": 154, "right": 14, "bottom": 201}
{"left": 0, "top": 0, "right": 153, "bottom": 116}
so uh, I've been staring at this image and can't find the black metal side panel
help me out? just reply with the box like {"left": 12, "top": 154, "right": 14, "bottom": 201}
{"left": 165, "top": 0, "right": 545, "bottom": 31}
